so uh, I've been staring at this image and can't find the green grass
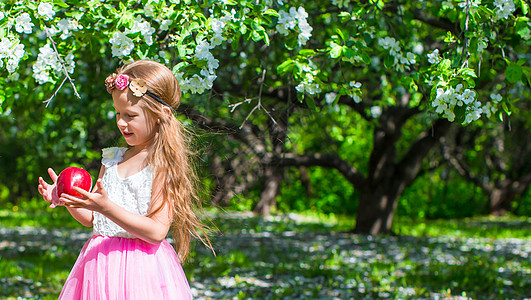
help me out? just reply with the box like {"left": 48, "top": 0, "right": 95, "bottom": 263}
{"left": 1, "top": 202, "right": 530, "bottom": 299}
{"left": 393, "top": 215, "right": 531, "bottom": 239}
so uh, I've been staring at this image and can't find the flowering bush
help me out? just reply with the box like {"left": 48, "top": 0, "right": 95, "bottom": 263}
{"left": 0, "top": 0, "right": 529, "bottom": 126}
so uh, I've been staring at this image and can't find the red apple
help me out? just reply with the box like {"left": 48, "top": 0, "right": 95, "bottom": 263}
{"left": 56, "top": 167, "right": 92, "bottom": 198}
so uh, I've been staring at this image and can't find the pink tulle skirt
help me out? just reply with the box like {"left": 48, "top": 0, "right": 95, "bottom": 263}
{"left": 59, "top": 235, "right": 192, "bottom": 300}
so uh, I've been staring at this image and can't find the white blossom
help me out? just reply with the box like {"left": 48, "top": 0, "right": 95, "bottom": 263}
{"left": 0, "top": 11, "right": 4, "bottom": 21}
{"left": 482, "top": 102, "right": 497, "bottom": 117}
{"left": 276, "top": 7, "right": 313, "bottom": 46}
{"left": 38, "top": 3, "right": 55, "bottom": 21}
{"left": 210, "top": 33, "right": 224, "bottom": 47}
{"left": 370, "top": 106, "right": 382, "bottom": 118}
{"left": 144, "top": 3, "right": 155, "bottom": 17}
{"left": 64, "top": 52, "right": 75, "bottom": 74}
{"left": 7, "top": 72, "right": 20, "bottom": 82}
{"left": 15, "top": 13, "right": 34, "bottom": 34}
{"left": 431, "top": 84, "right": 491, "bottom": 124}
{"left": 209, "top": 18, "right": 227, "bottom": 47}
{"left": 413, "top": 43, "right": 424, "bottom": 54}
{"left": 427, "top": 49, "right": 441, "bottom": 64}
{"left": 129, "top": 17, "right": 155, "bottom": 46}
{"left": 33, "top": 43, "right": 63, "bottom": 84}
{"left": 325, "top": 92, "right": 337, "bottom": 104}
{"left": 176, "top": 70, "right": 217, "bottom": 95}
{"left": 350, "top": 93, "right": 361, "bottom": 103}
{"left": 458, "top": 0, "right": 480, "bottom": 12}
{"left": 195, "top": 40, "right": 213, "bottom": 60}
{"left": 379, "top": 37, "right": 416, "bottom": 70}
{"left": 293, "top": 7, "right": 312, "bottom": 46}
{"left": 160, "top": 20, "right": 172, "bottom": 31}
{"left": 296, "top": 72, "right": 320, "bottom": 95}
{"left": 400, "top": 52, "right": 416, "bottom": 65}
{"left": 332, "top": 0, "right": 351, "bottom": 9}
{"left": 45, "top": 25, "right": 60, "bottom": 36}
{"left": 276, "top": 10, "right": 297, "bottom": 35}
{"left": 493, "top": 0, "right": 516, "bottom": 20}
{"left": 110, "top": 32, "right": 134, "bottom": 57}
{"left": 0, "top": 38, "right": 25, "bottom": 73}
{"left": 349, "top": 81, "right": 362, "bottom": 89}
{"left": 490, "top": 93, "right": 502, "bottom": 103}
{"left": 477, "top": 37, "right": 488, "bottom": 52}
{"left": 461, "top": 89, "right": 476, "bottom": 105}
{"left": 207, "top": 56, "right": 219, "bottom": 72}
{"left": 56, "top": 18, "right": 83, "bottom": 40}
{"left": 211, "top": 18, "right": 226, "bottom": 35}
{"left": 442, "top": 1, "right": 454, "bottom": 9}
{"left": 379, "top": 37, "right": 400, "bottom": 53}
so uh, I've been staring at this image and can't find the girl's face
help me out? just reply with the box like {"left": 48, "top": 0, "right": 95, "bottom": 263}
{"left": 112, "top": 89, "right": 158, "bottom": 150}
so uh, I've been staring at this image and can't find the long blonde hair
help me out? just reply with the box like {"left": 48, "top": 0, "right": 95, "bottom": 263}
{"left": 115, "top": 60, "right": 213, "bottom": 261}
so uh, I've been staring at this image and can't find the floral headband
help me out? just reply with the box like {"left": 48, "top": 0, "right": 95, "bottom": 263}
{"left": 105, "top": 73, "right": 175, "bottom": 112}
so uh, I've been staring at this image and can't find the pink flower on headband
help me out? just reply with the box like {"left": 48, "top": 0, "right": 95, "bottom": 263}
{"left": 115, "top": 74, "right": 130, "bottom": 90}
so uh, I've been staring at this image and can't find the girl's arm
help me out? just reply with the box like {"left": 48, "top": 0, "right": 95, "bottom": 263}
{"left": 64, "top": 165, "right": 107, "bottom": 227}
{"left": 65, "top": 205, "right": 93, "bottom": 227}
{"left": 38, "top": 168, "right": 94, "bottom": 227}
{"left": 60, "top": 176, "right": 172, "bottom": 244}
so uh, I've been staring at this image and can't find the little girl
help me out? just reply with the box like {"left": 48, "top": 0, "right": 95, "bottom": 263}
{"left": 37, "top": 60, "right": 213, "bottom": 299}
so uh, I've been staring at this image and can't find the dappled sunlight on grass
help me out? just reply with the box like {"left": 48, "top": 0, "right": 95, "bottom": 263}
{"left": 0, "top": 209, "right": 529, "bottom": 299}
{"left": 393, "top": 215, "right": 531, "bottom": 239}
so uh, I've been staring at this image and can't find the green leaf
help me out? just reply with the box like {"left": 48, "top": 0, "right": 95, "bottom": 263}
{"left": 502, "top": 102, "right": 510, "bottom": 114}
{"left": 177, "top": 44, "right": 187, "bottom": 58}
{"left": 53, "top": 0, "right": 70, "bottom": 8}
{"left": 360, "top": 52, "right": 371, "bottom": 65}
{"left": 305, "top": 95, "right": 317, "bottom": 111}
{"left": 263, "top": 9, "right": 279, "bottom": 17}
{"left": 343, "top": 47, "right": 356, "bottom": 59}
{"left": 505, "top": 63, "right": 522, "bottom": 84}
{"left": 262, "top": 31, "right": 270, "bottom": 46}
{"left": 239, "top": 24, "right": 248, "bottom": 35}
{"left": 478, "top": 6, "right": 494, "bottom": 15}
{"left": 454, "top": 103, "right": 466, "bottom": 124}
{"left": 522, "top": 66, "right": 531, "bottom": 87}
{"left": 285, "top": 35, "right": 298, "bottom": 50}
{"left": 336, "top": 28, "right": 346, "bottom": 42}
{"left": 299, "top": 49, "right": 316, "bottom": 56}
{"left": 231, "top": 32, "right": 241, "bottom": 51}
{"left": 460, "top": 68, "right": 477, "bottom": 78}
{"left": 330, "top": 42, "right": 343, "bottom": 59}
{"left": 277, "top": 59, "right": 295, "bottom": 75}
{"left": 438, "top": 59, "right": 451, "bottom": 71}
{"left": 251, "top": 30, "right": 262, "bottom": 42}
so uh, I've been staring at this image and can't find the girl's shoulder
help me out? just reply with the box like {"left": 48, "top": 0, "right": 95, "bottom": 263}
{"left": 101, "top": 147, "right": 128, "bottom": 168}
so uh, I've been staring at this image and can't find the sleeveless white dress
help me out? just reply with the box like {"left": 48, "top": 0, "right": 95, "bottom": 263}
{"left": 59, "top": 147, "right": 192, "bottom": 300}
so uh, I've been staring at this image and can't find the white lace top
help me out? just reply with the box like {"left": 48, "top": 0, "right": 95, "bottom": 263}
{"left": 92, "top": 147, "right": 153, "bottom": 238}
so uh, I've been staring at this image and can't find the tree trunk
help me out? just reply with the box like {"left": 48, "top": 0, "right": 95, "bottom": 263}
{"left": 354, "top": 189, "right": 401, "bottom": 234}
{"left": 354, "top": 117, "right": 451, "bottom": 234}
{"left": 253, "top": 165, "right": 284, "bottom": 215}
{"left": 488, "top": 187, "right": 515, "bottom": 216}
{"left": 299, "top": 166, "right": 313, "bottom": 198}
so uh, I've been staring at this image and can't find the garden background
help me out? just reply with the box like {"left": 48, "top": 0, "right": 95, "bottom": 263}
{"left": 0, "top": 0, "right": 530, "bottom": 298}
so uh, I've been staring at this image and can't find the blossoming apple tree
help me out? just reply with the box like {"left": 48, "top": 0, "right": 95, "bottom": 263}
{"left": 1, "top": 0, "right": 529, "bottom": 233}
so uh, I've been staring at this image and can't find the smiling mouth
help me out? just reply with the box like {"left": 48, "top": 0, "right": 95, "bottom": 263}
{"left": 123, "top": 132, "right": 133, "bottom": 138}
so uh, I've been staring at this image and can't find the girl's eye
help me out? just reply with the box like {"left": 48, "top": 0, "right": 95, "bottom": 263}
{"left": 127, "top": 114, "right": 137, "bottom": 118}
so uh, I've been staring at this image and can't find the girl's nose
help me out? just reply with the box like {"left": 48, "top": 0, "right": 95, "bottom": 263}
{"left": 116, "top": 117, "right": 127, "bottom": 128}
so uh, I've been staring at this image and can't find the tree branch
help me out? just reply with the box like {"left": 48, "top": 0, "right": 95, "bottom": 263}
{"left": 43, "top": 27, "right": 80, "bottom": 106}
{"left": 177, "top": 103, "right": 269, "bottom": 157}
{"left": 265, "top": 152, "right": 366, "bottom": 189}
{"left": 397, "top": 118, "right": 452, "bottom": 186}
{"left": 439, "top": 135, "right": 490, "bottom": 192}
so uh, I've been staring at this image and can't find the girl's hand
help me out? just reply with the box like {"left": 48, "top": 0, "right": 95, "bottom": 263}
{"left": 38, "top": 168, "right": 63, "bottom": 208}
{"left": 60, "top": 179, "right": 110, "bottom": 213}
